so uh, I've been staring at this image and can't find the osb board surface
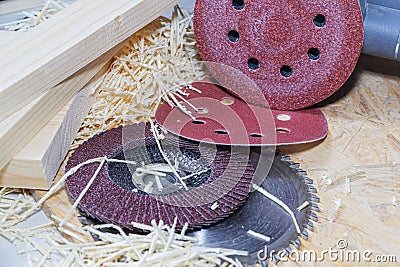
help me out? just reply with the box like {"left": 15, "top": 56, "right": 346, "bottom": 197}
{"left": 34, "top": 54, "right": 400, "bottom": 266}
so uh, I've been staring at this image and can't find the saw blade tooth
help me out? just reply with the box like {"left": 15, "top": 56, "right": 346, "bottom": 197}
{"left": 311, "top": 203, "right": 320, "bottom": 212}
{"left": 256, "top": 259, "right": 268, "bottom": 267}
{"left": 281, "top": 155, "right": 291, "bottom": 162}
{"left": 303, "top": 177, "right": 314, "bottom": 184}
{"left": 285, "top": 245, "right": 293, "bottom": 254}
{"left": 310, "top": 212, "right": 318, "bottom": 222}
{"left": 306, "top": 221, "right": 314, "bottom": 232}
{"left": 273, "top": 252, "right": 283, "bottom": 264}
{"left": 300, "top": 229, "right": 309, "bottom": 241}
{"left": 291, "top": 238, "right": 301, "bottom": 249}
{"left": 308, "top": 185, "right": 317, "bottom": 193}
{"left": 297, "top": 170, "right": 308, "bottom": 177}
{"left": 289, "top": 162, "right": 300, "bottom": 169}
{"left": 310, "top": 194, "right": 320, "bottom": 203}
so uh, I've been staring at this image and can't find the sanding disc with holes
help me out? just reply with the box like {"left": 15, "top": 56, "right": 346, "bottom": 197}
{"left": 65, "top": 123, "right": 255, "bottom": 231}
{"left": 155, "top": 81, "right": 328, "bottom": 146}
{"left": 194, "top": 0, "right": 364, "bottom": 110}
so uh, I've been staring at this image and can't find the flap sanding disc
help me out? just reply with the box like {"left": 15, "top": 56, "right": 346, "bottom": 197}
{"left": 65, "top": 123, "right": 255, "bottom": 230}
{"left": 194, "top": 0, "right": 364, "bottom": 110}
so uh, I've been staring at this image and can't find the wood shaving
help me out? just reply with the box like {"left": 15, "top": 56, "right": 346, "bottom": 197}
{"left": 0, "top": 0, "right": 72, "bottom": 31}
{"left": 253, "top": 184, "right": 301, "bottom": 234}
{"left": 392, "top": 197, "right": 398, "bottom": 207}
{"left": 345, "top": 177, "right": 351, "bottom": 194}
{"left": 328, "top": 196, "right": 343, "bottom": 223}
{"left": 296, "top": 201, "right": 310, "bottom": 211}
{"left": 72, "top": 6, "right": 207, "bottom": 149}
{"left": 210, "top": 202, "right": 219, "bottom": 211}
{"left": 246, "top": 230, "right": 271, "bottom": 243}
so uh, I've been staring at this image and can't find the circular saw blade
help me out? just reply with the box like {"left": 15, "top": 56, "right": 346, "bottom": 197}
{"left": 193, "top": 0, "right": 364, "bottom": 110}
{"left": 189, "top": 153, "right": 319, "bottom": 265}
{"left": 65, "top": 123, "right": 255, "bottom": 231}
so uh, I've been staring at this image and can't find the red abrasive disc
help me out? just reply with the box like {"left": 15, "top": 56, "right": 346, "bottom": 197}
{"left": 193, "top": 0, "right": 364, "bottom": 110}
{"left": 65, "top": 123, "right": 254, "bottom": 230}
{"left": 155, "top": 81, "right": 328, "bottom": 146}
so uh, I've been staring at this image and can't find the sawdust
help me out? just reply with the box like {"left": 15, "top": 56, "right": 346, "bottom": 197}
{"left": 0, "top": 188, "right": 246, "bottom": 266}
{"left": 72, "top": 6, "right": 207, "bottom": 149}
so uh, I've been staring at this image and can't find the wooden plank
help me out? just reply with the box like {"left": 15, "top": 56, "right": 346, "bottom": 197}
{"left": 0, "top": 44, "right": 118, "bottom": 172}
{"left": 0, "top": 0, "right": 180, "bottom": 121}
{"left": 0, "top": 72, "right": 100, "bottom": 189}
{"left": 0, "top": 31, "right": 20, "bottom": 46}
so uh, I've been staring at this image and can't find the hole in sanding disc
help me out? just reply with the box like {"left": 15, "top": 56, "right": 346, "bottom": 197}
{"left": 220, "top": 97, "right": 235, "bottom": 106}
{"left": 232, "top": 0, "right": 244, "bottom": 10}
{"left": 196, "top": 108, "right": 209, "bottom": 114}
{"left": 192, "top": 120, "right": 206, "bottom": 125}
{"left": 308, "top": 48, "right": 321, "bottom": 60}
{"left": 280, "top": 65, "right": 293, "bottom": 78}
{"left": 313, "top": 14, "right": 326, "bottom": 27}
{"left": 228, "top": 30, "right": 240, "bottom": 43}
{"left": 215, "top": 130, "right": 229, "bottom": 135}
{"left": 276, "top": 114, "right": 291, "bottom": 121}
{"left": 276, "top": 128, "right": 290, "bottom": 134}
{"left": 250, "top": 133, "right": 264, "bottom": 138}
{"left": 247, "top": 58, "right": 260, "bottom": 70}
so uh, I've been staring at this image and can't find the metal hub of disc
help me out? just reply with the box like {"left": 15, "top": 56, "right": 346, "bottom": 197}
{"left": 194, "top": 0, "right": 364, "bottom": 110}
{"left": 190, "top": 153, "right": 319, "bottom": 266}
{"left": 65, "top": 123, "right": 255, "bottom": 230}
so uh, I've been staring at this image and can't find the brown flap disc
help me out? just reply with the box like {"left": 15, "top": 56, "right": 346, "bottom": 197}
{"left": 65, "top": 124, "right": 254, "bottom": 230}
{"left": 194, "top": 0, "right": 364, "bottom": 110}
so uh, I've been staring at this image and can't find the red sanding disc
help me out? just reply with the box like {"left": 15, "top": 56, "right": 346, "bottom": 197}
{"left": 155, "top": 81, "right": 328, "bottom": 146}
{"left": 194, "top": 0, "right": 364, "bottom": 110}
{"left": 65, "top": 123, "right": 254, "bottom": 230}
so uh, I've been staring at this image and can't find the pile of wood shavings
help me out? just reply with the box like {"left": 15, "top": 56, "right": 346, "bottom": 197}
{"left": 73, "top": 6, "right": 207, "bottom": 148}
{"left": 0, "top": 188, "right": 246, "bottom": 266}
{"left": 0, "top": 0, "right": 72, "bottom": 31}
